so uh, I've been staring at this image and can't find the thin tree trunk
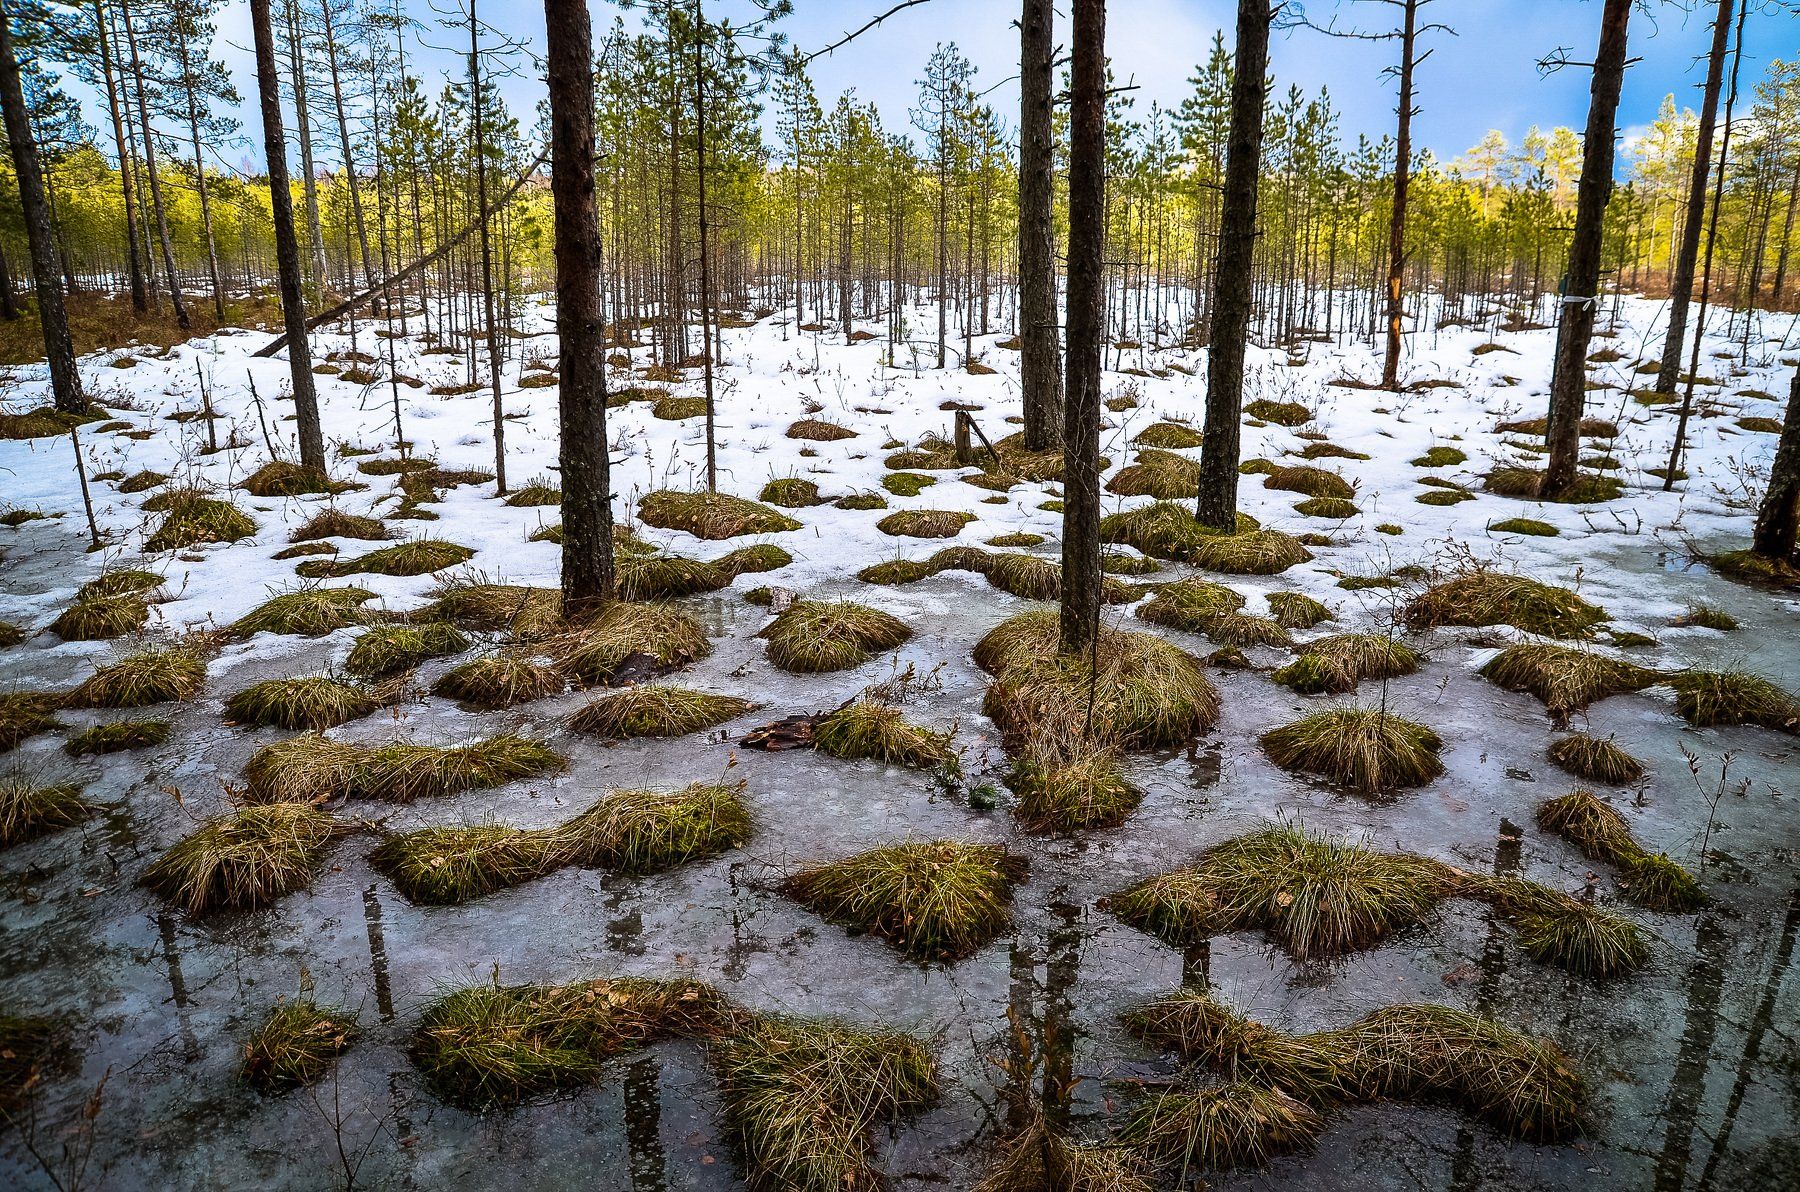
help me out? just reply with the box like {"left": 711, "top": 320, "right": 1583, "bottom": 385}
{"left": 0, "top": 0, "right": 86, "bottom": 411}
{"left": 1541, "top": 0, "right": 1631, "bottom": 500}
{"left": 123, "top": 0, "right": 190, "bottom": 331}
{"left": 284, "top": 0, "right": 328, "bottom": 290}
{"left": 1379, "top": 0, "right": 1419, "bottom": 390}
{"left": 250, "top": 0, "right": 324, "bottom": 471}
{"left": 0, "top": 235, "right": 15, "bottom": 320}
{"left": 544, "top": 0, "right": 614, "bottom": 617}
{"left": 321, "top": 0, "right": 375, "bottom": 289}
{"left": 1654, "top": 0, "right": 1732, "bottom": 396}
{"left": 1196, "top": 0, "right": 1271, "bottom": 530}
{"left": 468, "top": 2, "right": 506, "bottom": 494}
{"left": 693, "top": 2, "right": 718, "bottom": 491}
{"left": 1059, "top": 0, "right": 1106, "bottom": 658}
{"left": 95, "top": 1, "right": 147, "bottom": 313}
{"left": 172, "top": 1, "right": 225, "bottom": 322}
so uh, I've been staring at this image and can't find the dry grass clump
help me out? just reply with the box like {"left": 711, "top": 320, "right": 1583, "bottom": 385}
{"left": 1120, "top": 1081, "right": 1323, "bottom": 1170}
{"left": 1265, "top": 591, "right": 1332, "bottom": 629}
{"left": 1404, "top": 571, "right": 1608, "bottom": 638}
{"left": 370, "top": 821, "right": 546, "bottom": 904}
{"left": 1194, "top": 610, "right": 1294, "bottom": 649}
{"left": 0, "top": 620, "right": 23, "bottom": 648}
{"left": 1264, "top": 465, "right": 1354, "bottom": 500}
{"left": 50, "top": 593, "right": 150, "bottom": 641}
{"left": 414, "top": 577, "right": 562, "bottom": 635}
{"left": 984, "top": 552, "right": 1135, "bottom": 603}
{"left": 1468, "top": 876, "right": 1651, "bottom": 977}
{"left": 759, "top": 599, "right": 911, "bottom": 673}
{"left": 431, "top": 654, "right": 563, "bottom": 709}
{"left": 117, "top": 468, "right": 168, "bottom": 494}
{"left": 814, "top": 699, "right": 954, "bottom": 769}
{"left": 1124, "top": 989, "right": 1586, "bottom": 1142}
{"left": 833, "top": 491, "right": 888, "bottom": 511}
{"left": 1484, "top": 467, "right": 1625, "bottom": 503}
{"left": 1665, "top": 670, "right": 1799, "bottom": 732}
{"left": 225, "top": 676, "right": 379, "bottom": 730}
{"left": 1244, "top": 398, "right": 1313, "bottom": 425}
{"left": 240, "top": 461, "right": 346, "bottom": 497}
{"left": 1547, "top": 733, "right": 1646, "bottom": 785}
{"left": 1097, "top": 501, "right": 1256, "bottom": 561}
{"left": 1134, "top": 421, "right": 1204, "bottom": 449}
{"left": 244, "top": 733, "right": 565, "bottom": 804}
{"left": 231, "top": 586, "right": 376, "bottom": 637}
{"left": 142, "top": 802, "right": 342, "bottom": 912}
{"left": 545, "top": 782, "right": 752, "bottom": 874}
{"left": 145, "top": 491, "right": 257, "bottom": 551}
{"left": 975, "top": 1111, "right": 1153, "bottom": 1192}
{"left": 1135, "top": 577, "right": 1246, "bottom": 633}
{"left": 786, "top": 417, "right": 856, "bottom": 441}
{"left": 1189, "top": 529, "right": 1313, "bottom": 575}
{"left": 1479, "top": 643, "right": 1659, "bottom": 721}
{"left": 67, "top": 646, "right": 207, "bottom": 707}
{"left": 1271, "top": 633, "right": 1421, "bottom": 695}
{"left": 877, "top": 509, "right": 975, "bottom": 538}
{"left": 298, "top": 538, "right": 474, "bottom": 578}
{"left": 1260, "top": 706, "right": 1444, "bottom": 794}
{"left": 0, "top": 692, "right": 63, "bottom": 752}
{"left": 344, "top": 622, "right": 469, "bottom": 678}
{"left": 1537, "top": 789, "right": 1704, "bottom": 912}
{"left": 652, "top": 393, "right": 708, "bottom": 420}
{"left": 412, "top": 976, "right": 739, "bottom": 1108}
{"left": 978, "top": 610, "right": 1219, "bottom": 750}
{"left": 569, "top": 684, "right": 753, "bottom": 739}
{"left": 1007, "top": 733, "right": 1141, "bottom": 833}
{"left": 1294, "top": 496, "right": 1360, "bottom": 519}
{"left": 783, "top": 840, "right": 1027, "bottom": 961}
{"left": 759, "top": 477, "right": 828, "bottom": 508}
{"left": 243, "top": 999, "right": 359, "bottom": 1091}
{"left": 0, "top": 776, "right": 89, "bottom": 847}
{"left": 543, "top": 601, "right": 712, "bottom": 685}
{"left": 503, "top": 477, "right": 561, "bottom": 507}
{"left": 66, "top": 718, "right": 169, "bottom": 755}
{"left": 291, "top": 508, "right": 390, "bottom": 542}
{"left": 713, "top": 1015, "right": 939, "bottom": 1192}
{"left": 639, "top": 489, "right": 803, "bottom": 539}
{"left": 1106, "top": 449, "right": 1201, "bottom": 499}
{"left": 717, "top": 543, "right": 793, "bottom": 577}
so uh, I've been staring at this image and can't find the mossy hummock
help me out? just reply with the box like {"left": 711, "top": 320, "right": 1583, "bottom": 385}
{"left": 1260, "top": 706, "right": 1444, "bottom": 794}
{"left": 639, "top": 490, "right": 803, "bottom": 539}
{"left": 759, "top": 599, "right": 911, "bottom": 672}
{"left": 813, "top": 699, "right": 954, "bottom": 769}
{"left": 67, "top": 647, "right": 208, "bottom": 708}
{"left": 231, "top": 586, "right": 377, "bottom": 637}
{"left": 243, "top": 999, "right": 359, "bottom": 1091}
{"left": 244, "top": 733, "right": 565, "bottom": 804}
{"left": 1271, "top": 633, "right": 1421, "bottom": 695}
{"left": 569, "top": 684, "right": 754, "bottom": 739}
{"left": 783, "top": 840, "right": 1028, "bottom": 961}
{"left": 1405, "top": 572, "right": 1608, "bottom": 639}
{"left": 142, "top": 802, "right": 343, "bottom": 912}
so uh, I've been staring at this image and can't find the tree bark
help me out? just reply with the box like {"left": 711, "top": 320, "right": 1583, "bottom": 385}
{"left": 250, "top": 0, "right": 324, "bottom": 471}
{"left": 1059, "top": 0, "right": 1105, "bottom": 657}
{"left": 1752, "top": 367, "right": 1800, "bottom": 563}
{"left": 468, "top": 1, "right": 507, "bottom": 494}
{"left": 94, "top": 1, "right": 147, "bottom": 313}
{"left": 1379, "top": 0, "right": 1419, "bottom": 390}
{"left": 1541, "top": 0, "right": 1631, "bottom": 500}
{"left": 1195, "top": 0, "right": 1272, "bottom": 529}
{"left": 172, "top": 0, "right": 225, "bottom": 322}
{"left": 544, "top": 0, "right": 615, "bottom": 618}
{"left": 122, "top": 0, "right": 190, "bottom": 331}
{"left": 1019, "top": 0, "right": 1061, "bottom": 450}
{"left": 0, "top": 0, "right": 86, "bottom": 411}
{"left": 1654, "top": 0, "right": 1732, "bottom": 396}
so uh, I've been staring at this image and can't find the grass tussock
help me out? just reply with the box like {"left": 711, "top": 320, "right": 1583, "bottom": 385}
{"left": 1479, "top": 643, "right": 1659, "bottom": 721}
{"left": 145, "top": 491, "right": 257, "bottom": 551}
{"left": 0, "top": 776, "right": 89, "bottom": 848}
{"left": 543, "top": 601, "right": 712, "bottom": 685}
{"left": 370, "top": 821, "right": 546, "bottom": 904}
{"left": 1189, "top": 529, "right": 1314, "bottom": 575}
{"left": 1007, "top": 733, "right": 1141, "bottom": 833}
{"left": 66, "top": 718, "right": 169, "bottom": 755}
{"left": 1098, "top": 501, "right": 1256, "bottom": 561}
{"left": 1136, "top": 577, "right": 1246, "bottom": 632}
{"left": 569, "top": 684, "right": 754, "bottom": 739}
{"left": 142, "top": 802, "right": 342, "bottom": 912}
{"left": 1266, "top": 591, "right": 1333, "bottom": 629}
{"left": 291, "top": 508, "right": 391, "bottom": 542}
{"left": 1264, "top": 465, "right": 1354, "bottom": 500}
{"left": 225, "top": 676, "right": 379, "bottom": 730}
{"left": 1106, "top": 448, "right": 1201, "bottom": 500}
{"left": 717, "top": 543, "right": 792, "bottom": 577}
{"left": 1120, "top": 1081, "right": 1324, "bottom": 1170}
{"left": 978, "top": 610, "right": 1219, "bottom": 750}
{"left": 1405, "top": 572, "right": 1608, "bottom": 639}
{"left": 877, "top": 509, "right": 976, "bottom": 538}
{"left": 814, "top": 698, "right": 954, "bottom": 769}
{"left": 1537, "top": 789, "right": 1704, "bottom": 912}
{"left": 759, "top": 477, "right": 828, "bottom": 508}
{"left": 240, "top": 461, "right": 346, "bottom": 498}
{"left": 0, "top": 692, "right": 63, "bottom": 752}
{"left": 1470, "top": 876, "right": 1651, "bottom": 977}
{"left": 503, "top": 478, "right": 561, "bottom": 507}
{"left": 975, "top": 1111, "right": 1153, "bottom": 1192}
{"left": 50, "top": 590, "right": 151, "bottom": 641}
{"left": 786, "top": 418, "right": 856, "bottom": 441}
{"left": 1134, "top": 421, "right": 1204, "bottom": 449}
{"left": 344, "top": 622, "right": 469, "bottom": 678}
{"left": 243, "top": 1000, "right": 359, "bottom": 1091}
{"left": 431, "top": 653, "right": 563, "bottom": 709}
{"left": 1271, "top": 633, "right": 1421, "bottom": 695}
{"left": 783, "top": 840, "right": 1027, "bottom": 961}
{"left": 67, "top": 646, "right": 207, "bottom": 707}
{"left": 244, "top": 733, "right": 565, "bottom": 804}
{"left": 297, "top": 538, "right": 474, "bottom": 579}
{"left": 1260, "top": 706, "right": 1444, "bottom": 794}
{"left": 1547, "top": 734, "right": 1646, "bottom": 785}
{"left": 759, "top": 599, "right": 911, "bottom": 673}
{"left": 414, "top": 577, "right": 562, "bottom": 636}
{"left": 639, "top": 490, "right": 803, "bottom": 539}
{"left": 231, "top": 586, "right": 376, "bottom": 637}
{"left": 1244, "top": 398, "right": 1313, "bottom": 426}
{"left": 1665, "top": 670, "right": 1799, "bottom": 732}
{"left": 1124, "top": 989, "right": 1585, "bottom": 1142}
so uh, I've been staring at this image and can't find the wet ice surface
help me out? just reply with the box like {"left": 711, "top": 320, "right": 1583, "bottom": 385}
{"left": 2, "top": 297, "right": 1798, "bottom": 1189}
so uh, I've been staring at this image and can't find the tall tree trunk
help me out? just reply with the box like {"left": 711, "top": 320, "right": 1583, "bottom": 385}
{"left": 1379, "top": 0, "right": 1419, "bottom": 390}
{"left": 1751, "top": 367, "right": 1800, "bottom": 565}
{"left": 1770, "top": 162, "right": 1798, "bottom": 302}
{"left": 0, "top": 235, "right": 15, "bottom": 320}
{"left": 1196, "top": 0, "right": 1272, "bottom": 529}
{"left": 693, "top": 2, "right": 718, "bottom": 492}
{"left": 544, "top": 0, "right": 614, "bottom": 618}
{"left": 1541, "top": 0, "right": 1631, "bottom": 500}
{"left": 173, "top": 2, "right": 225, "bottom": 322}
{"left": 1059, "top": 0, "right": 1106, "bottom": 658}
{"left": 95, "top": 1, "right": 147, "bottom": 313}
{"left": 123, "top": 0, "right": 190, "bottom": 331}
{"left": 0, "top": 0, "right": 86, "bottom": 411}
{"left": 284, "top": 0, "right": 328, "bottom": 291}
{"left": 250, "top": 0, "right": 324, "bottom": 471}
{"left": 320, "top": 0, "right": 375, "bottom": 289}
{"left": 1654, "top": 0, "right": 1732, "bottom": 396}
{"left": 469, "top": 2, "right": 506, "bottom": 494}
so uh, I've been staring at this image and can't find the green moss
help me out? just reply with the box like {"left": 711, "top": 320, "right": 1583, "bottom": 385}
{"left": 881, "top": 471, "right": 937, "bottom": 497}
{"left": 1411, "top": 446, "right": 1467, "bottom": 467}
{"left": 759, "top": 477, "right": 828, "bottom": 508}
{"left": 1489, "top": 517, "right": 1561, "bottom": 537}
{"left": 1294, "top": 496, "right": 1360, "bottom": 519}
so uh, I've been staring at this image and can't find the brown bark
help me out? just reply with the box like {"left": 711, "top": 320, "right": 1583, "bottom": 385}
{"left": 1752, "top": 368, "right": 1800, "bottom": 563}
{"left": 122, "top": 0, "right": 190, "bottom": 331}
{"left": 93, "top": 2, "right": 147, "bottom": 313}
{"left": 1019, "top": 0, "right": 1061, "bottom": 450}
{"left": 1379, "top": 0, "right": 1419, "bottom": 391}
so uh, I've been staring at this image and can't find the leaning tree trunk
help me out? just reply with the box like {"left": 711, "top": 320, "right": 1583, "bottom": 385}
{"left": 250, "top": 0, "right": 324, "bottom": 471}
{"left": 0, "top": 0, "right": 86, "bottom": 411}
{"left": 1196, "top": 0, "right": 1273, "bottom": 530}
{"left": 1059, "top": 0, "right": 1106, "bottom": 658}
{"left": 1654, "top": 0, "right": 1732, "bottom": 397}
{"left": 1751, "top": 367, "right": 1800, "bottom": 564}
{"left": 1541, "top": 0, "right": 1632, "bottom": 500}
{"left": 1019, "top": 0, "right": 1062, "bottom": 450}
{"left": 544, "top": 0, "right": 614, "bottom": 618}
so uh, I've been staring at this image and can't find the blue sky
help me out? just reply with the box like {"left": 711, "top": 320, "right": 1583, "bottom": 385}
{"left": 130, "top": 0, "right": 1800, "bottom": 171}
